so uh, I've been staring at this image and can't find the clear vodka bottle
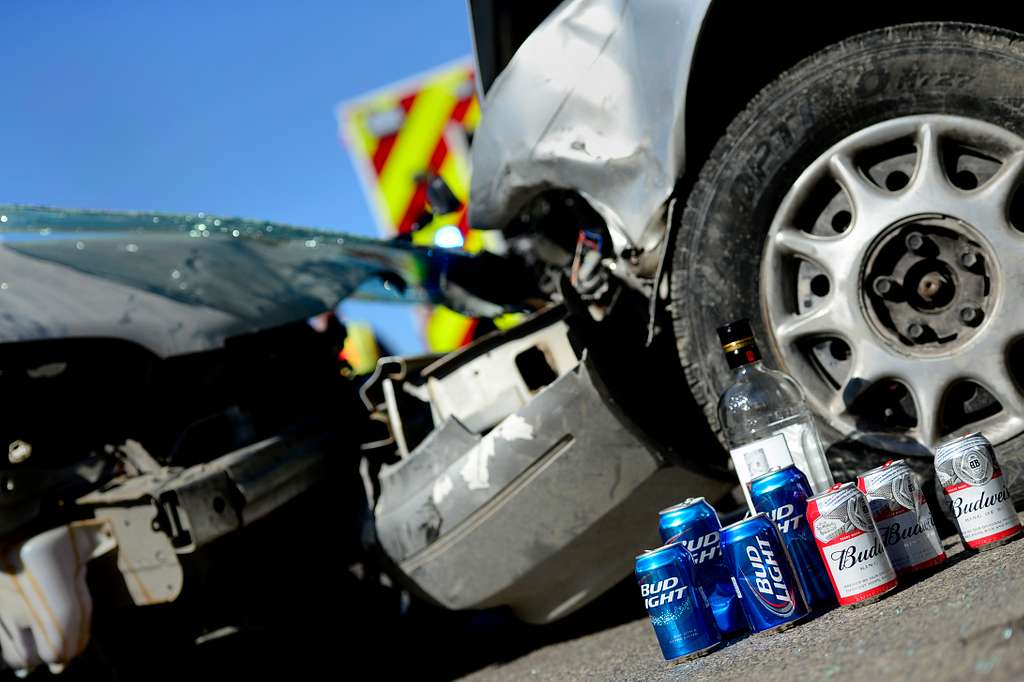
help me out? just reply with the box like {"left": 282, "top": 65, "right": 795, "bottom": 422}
{"left": 716, "top": 319, "right": 834, "bottom": 512}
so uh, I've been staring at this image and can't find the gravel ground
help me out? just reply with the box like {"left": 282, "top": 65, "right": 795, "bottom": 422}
{"left": 462, "top": 514, "right": 1024, "bottom": 682}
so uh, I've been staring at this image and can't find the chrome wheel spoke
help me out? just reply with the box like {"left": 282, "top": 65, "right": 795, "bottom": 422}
{"left": 978, "top": 150, "right": 1024, "bottom": 208}
{"left": 774, "top": 303, "right": 843, "bottom": 349}
{"left": 907, "top": 371, "right": 954, "bottom": 448}
{"left": 829, "top": 153, "right": 887, "bottom": 218}
{"left": 773, "top": 228, "right": 851, "bottom": 274}
{"left": 974, "top": 150, "right": 1024, "bottom": 253}
{"left": 845, "top": 341, "right": 897, "bottom": 387}
{"left": 971, "top": 354, "right": 1024, "bottom": 421}
{"left": 911, "top": 123, "right": 952, "bottom": 194}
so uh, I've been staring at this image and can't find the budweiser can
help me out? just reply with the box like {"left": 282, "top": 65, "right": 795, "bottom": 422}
{"left": 857, "top": 460, "right": 946, "bottom": 575}
{"left": 934, "top": 433, "right": 1022, "bottom": 551}
{"left": 806, "top": 482, "right": 897, "bottom": 606}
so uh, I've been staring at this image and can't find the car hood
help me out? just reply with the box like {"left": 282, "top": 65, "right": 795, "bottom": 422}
{"left": 0, "top": 205, "right": 501, "bottom": 357}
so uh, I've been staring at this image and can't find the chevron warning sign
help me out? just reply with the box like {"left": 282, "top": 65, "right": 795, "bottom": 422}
{"left": 339, "top": 59, "right": 494, "bottom": 352}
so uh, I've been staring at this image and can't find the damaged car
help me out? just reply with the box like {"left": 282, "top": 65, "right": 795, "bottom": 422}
{"left": 9, "top": 0, "right": 1024, "bottom": 676}
{"left": 0, "top": 205, "right": 536, "bottom": 677}
{"left": 368, "top": 0, "right": 1024, "bottom": 630}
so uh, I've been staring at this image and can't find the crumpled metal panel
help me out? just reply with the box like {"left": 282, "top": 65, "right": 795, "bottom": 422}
{"left": 0, "top": 205, "right": 505, "bottom": 357}
{"left": 373, "top": 359, "right": 730, "bottom": 622}
{"left": 469, "top": 0, "right": 711, "bottom": 252}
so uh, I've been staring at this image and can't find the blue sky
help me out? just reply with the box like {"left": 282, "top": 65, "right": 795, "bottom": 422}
{"left": 0, "top": 1, "right": 475, "bottom": 354}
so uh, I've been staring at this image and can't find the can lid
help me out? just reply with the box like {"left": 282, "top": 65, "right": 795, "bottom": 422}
{"left": 634, "top": 540, "right": 685, "bottom": 561}
{"left": 719, "top": 511, "right": 770, "bottom": 533}
{"left": 748, "top": 465, "right": 795, "bottom": 485}
{"left": 806, "top": 480, "right": 855, "bottom": 502}
{"left": 857, "top": 458, "right": 908, "bottom": 479}
{"left": 935, "top": 431, "right": 985, "bottom": 452}
{"left": 657, "top": 497, "right": 705, "bottom": 516}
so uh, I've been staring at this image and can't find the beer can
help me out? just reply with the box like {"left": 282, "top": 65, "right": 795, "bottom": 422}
{"left": 749, "top": 466, "right": 836, "bottom": 611}
{"left": 659, "top": 498, "right": 747, "bottom": 636}
{"left": 806, "top": 482, "right": 897, "bottom": 606}
{"left": 857, "top": 460, "right": 946, "bottom": 574}
{"left": 635, "top": 542, "right": 721, "bottom": 662}
{"left": 934, "top": 433, "right": 1022, "bottom": 551}
{"left": 719, "top": 513, "right": 809, "bottom": 633}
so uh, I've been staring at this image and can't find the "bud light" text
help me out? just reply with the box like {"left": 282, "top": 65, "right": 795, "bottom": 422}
{"left": 746, "top": 537, "right": 792, "bottom": 607}
{"left": 683, "top": 531, "right": 720, "bottom": 564}
{"left": 767, "top": 504, "right": 802, "bottom": 534}
{"left": 641, "top": 577, "right": 688, "bottom": 609}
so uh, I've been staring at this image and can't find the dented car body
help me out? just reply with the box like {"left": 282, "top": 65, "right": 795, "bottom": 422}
{"left": 367, "top": 305, "right": 726, "bottom": 622}
{"left": 0, "top": 205, "right": 521, "bottom": 674}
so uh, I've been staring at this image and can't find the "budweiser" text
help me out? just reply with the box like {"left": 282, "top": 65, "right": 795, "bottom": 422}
{"left": 831, "top": 539, "right": 886, "bottom": 570}
{"left": 881, "top": 515, "right": 935, "bottom": 547}
{"left": 951, "top": 486, "right": 1011, "bottom": 518}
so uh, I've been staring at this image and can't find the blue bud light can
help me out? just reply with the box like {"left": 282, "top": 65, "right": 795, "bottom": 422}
{"left": 635, "top": 542, "right": 721, "bottom": 662}
{"left": 658, "top": 498, "right": 747, "bottom": 636}
{"left": 749, "top": 466, "right": 836, "bottom": 612}
{"left": 720, "top": 513, "right": 809, "bottom": 633}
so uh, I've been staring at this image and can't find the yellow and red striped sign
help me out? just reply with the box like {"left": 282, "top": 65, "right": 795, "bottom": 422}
{"left": 340, "top": 60, "right": 490, "bottom": 352}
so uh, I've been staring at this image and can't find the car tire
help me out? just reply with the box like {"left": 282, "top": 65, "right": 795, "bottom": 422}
{"left": 671, "top": 22, "right": 1024, "bottom": 499}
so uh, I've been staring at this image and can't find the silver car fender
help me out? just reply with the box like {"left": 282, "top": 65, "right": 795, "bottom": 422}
{"left": 469, "top": 0, "right": 713, "bottom": 259}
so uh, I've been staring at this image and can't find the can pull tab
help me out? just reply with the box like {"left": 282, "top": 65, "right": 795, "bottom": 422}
{"left": 745, "top": 449, "right": 770, "bottom": 479}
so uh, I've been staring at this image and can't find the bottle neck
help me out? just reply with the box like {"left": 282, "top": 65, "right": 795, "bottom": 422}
{"left": 723, "top": 341, "right": 762, "bottom": 370}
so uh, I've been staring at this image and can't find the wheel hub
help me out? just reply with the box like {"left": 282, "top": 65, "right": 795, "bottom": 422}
{"left": 862, "top": 216, "right": 993, "bottom": 353}
{"left": 761, "top": 115, "right": 1024, "bottom": 452}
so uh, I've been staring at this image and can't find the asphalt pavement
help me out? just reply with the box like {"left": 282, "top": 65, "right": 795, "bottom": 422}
{"left": 461, "top": 514, "right": 1024, "bottom": 682}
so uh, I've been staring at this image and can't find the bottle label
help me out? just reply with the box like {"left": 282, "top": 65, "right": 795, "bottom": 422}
{"left": 730, "top": 434, "right": 793, "bottom": 513}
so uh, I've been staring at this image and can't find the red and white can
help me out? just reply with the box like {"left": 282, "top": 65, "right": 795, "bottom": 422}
{"left": 806, "top": 482, "right": 898, "bottom": 606}
{"left": 934, "top": 433, "right": 1021, "bottom": 551}
{"left": 857, "top": 460, "right": 946, "bottom": 575}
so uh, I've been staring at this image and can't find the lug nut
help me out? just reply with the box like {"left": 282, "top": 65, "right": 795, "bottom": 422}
{"left": 873, "top": 276, "right": 896, "bottom": 297}
{"left": 960, "top": 307, "right": 982, "bottom": 326}
{"left": 959, "top": 250, "right": 978, "bottom": 269}
{"left": 905, "top": 232, "right": 925, "bottom": 253}
{"left": 907, "top": 323, "right": 926, "bottom": 341}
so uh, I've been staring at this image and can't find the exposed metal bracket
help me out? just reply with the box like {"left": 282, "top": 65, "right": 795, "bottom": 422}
{"left": 94, "top": 506, "right": 182, "bottom": 606}
{"left": 78, "top": 425, "right": 332, "bottom": 553}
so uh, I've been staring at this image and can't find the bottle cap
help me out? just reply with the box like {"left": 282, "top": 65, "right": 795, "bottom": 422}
{"left": 717, "top": 319, "right": 761, "bottom": 368}
{"left": 717, "top": 319, "right": 755, "bottom": 352}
